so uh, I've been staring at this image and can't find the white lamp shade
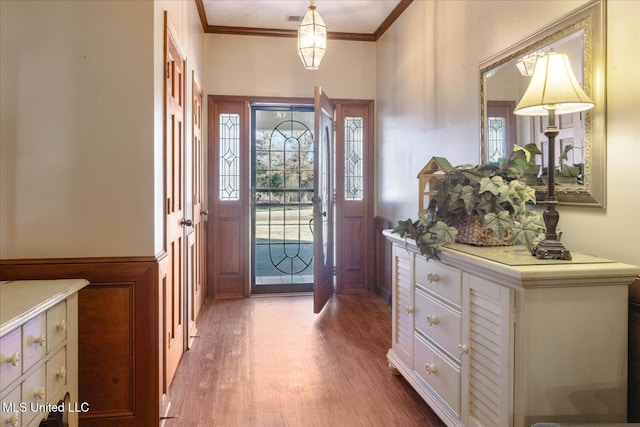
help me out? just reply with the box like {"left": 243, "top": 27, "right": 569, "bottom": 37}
{"left": 298, "top": 5, "right": 326, "bottom": 70}
{"left": 514, "top": 51, "right": 594, "bottom": 116}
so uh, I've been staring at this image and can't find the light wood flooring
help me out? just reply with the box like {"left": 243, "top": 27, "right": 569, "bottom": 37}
{"left": 162, "top": 293, "right": 445, "bottom": 427}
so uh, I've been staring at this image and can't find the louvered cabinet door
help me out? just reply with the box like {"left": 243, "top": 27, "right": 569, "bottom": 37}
{"left": 390, "top": 245, "right": 414, "bottom": 368}
{"left": 460, "top": 273, "right": 515, "bottom": 427}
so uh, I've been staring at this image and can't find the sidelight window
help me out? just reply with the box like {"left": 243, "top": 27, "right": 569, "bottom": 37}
{"left": 219, "top": 113, "right": 240, "bottom": 201}
{"left": 344, "top": 116, "right": 364, "bottom": 200}
{"left": 487, "top": 116, "right": 507, "bottom": 162}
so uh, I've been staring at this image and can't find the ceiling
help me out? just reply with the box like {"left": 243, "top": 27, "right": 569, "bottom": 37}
{"left": 196, "top": 0, "right": 411, "bottom": 41}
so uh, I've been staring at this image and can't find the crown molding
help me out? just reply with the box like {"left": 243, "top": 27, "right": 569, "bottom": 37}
{"left": 195, "top": 0, "right": 413, "bottom": 42}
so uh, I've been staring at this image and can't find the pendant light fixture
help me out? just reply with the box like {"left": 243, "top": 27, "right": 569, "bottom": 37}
{"left": 298, "top": 0, "right": 326, "bottom": 70}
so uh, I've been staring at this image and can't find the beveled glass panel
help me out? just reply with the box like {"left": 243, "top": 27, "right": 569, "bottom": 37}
{"left": 219, "top": 113, "right": 240, "bottom": 201}
{"left": 345, "top": 117, "right": 364, "bottom": 201}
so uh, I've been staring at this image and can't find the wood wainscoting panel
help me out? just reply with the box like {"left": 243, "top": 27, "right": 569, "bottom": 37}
{"left": 374, "top": 216, "right": 397, "bottom": 303}
{"left": 78, "top": 283, "right": 134, "bottom": 415}
{"left": 0, "top": 257, "right": 160, "bottom": 427}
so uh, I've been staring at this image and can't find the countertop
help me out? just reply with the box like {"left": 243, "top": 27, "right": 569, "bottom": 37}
{"left": 0, "top": 278, "right": 89, "bottom": 336}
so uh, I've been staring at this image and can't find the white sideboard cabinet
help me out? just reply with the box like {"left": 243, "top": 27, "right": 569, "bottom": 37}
{"left": 384, "top": 230, "right": 640, "bottom": 427}
{"left": 1, "top": 279, "right": 88, "bottom": 427}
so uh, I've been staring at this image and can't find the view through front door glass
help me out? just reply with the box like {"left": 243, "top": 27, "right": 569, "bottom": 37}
{"left": 251, "top": 106, "right": 315, "bottom": 294}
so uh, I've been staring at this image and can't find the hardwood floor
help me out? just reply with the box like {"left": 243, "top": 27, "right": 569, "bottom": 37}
{"left": 163, "top": 293, "right": 445, "bottom": 427}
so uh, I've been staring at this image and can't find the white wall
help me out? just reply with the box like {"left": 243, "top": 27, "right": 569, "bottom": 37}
{"left": 203, "top": 34, "right": 376, "bottom": 100}
{"left": 376, "top": 0, "right": 640, "bottom": 266}
{"left": 0, "top": 0, "right": 155, "bottom": 258}
{"left": 0, "top": 0, "right": 203, "bottom": 258}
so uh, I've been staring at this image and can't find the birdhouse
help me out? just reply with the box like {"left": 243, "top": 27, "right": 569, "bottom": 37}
{"left": 417, "top": 157, "right": 453, "bottom": 212}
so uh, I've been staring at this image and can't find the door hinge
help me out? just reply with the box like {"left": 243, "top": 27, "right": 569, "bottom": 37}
{"left": 332, "top": 121, "right": 337, "bottom": 132}
{"left": 166, "top": 62, "right": 170, "bottom": 80}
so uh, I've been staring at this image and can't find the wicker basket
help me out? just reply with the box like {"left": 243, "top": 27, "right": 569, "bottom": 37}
{"left": 455, "top": 215, "right": 512, "bottom": 247}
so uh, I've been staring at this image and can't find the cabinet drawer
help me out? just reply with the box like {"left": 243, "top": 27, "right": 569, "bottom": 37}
{"left": 22, "top": 314, "right": 46, "bottom": 372}
{"left": 47, "top": 301, "right": 67, "bottom": 352}
{"left": 0, "top": 328, "right": 22, "bottom": 390}
{"left": 415, "top": 289, "right": 461, "bottom": 359}
{"left": 414, "top": 334, "right": 461, "bottom": 416}
{"left": 415, "top": 256, "right": 462, "bottom": 307}
{"left": 22, "top": 364, "right": 46, "bottom": 426}
{"left": 47, "top": 347, "right": 67, "bottom": 401}
{"left": 0, "top": 383, "right": 21, "bottom": 426}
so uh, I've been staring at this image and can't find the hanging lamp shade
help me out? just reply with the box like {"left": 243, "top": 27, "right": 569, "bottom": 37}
{"left": 515, "top": 53, "right": 539, "bottom": 76}
{"left": 514, "top": 50, "right": 594, "bottom": 116}
{"left": 298, "top": 1, "right": 326, "bottom": 70}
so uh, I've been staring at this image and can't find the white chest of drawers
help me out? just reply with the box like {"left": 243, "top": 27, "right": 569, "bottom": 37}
{"left": 0, "top": 279, "right": 88, "bottom": 427}
{"left": 384, "top": 230, "right": 640, "bottom": 427}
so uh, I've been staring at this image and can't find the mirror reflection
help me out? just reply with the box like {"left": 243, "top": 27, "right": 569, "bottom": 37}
{"left": 480, "top": 0, "right": 606, "bottom": 207}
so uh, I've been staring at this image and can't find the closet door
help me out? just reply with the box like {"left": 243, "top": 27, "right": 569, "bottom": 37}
{"left": 163, "top": 12, "right": 186, "bottom": 392}
{"left": 187, "top": 74, "right": 206, "bottom": 345}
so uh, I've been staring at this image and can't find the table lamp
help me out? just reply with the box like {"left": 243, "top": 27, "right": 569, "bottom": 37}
{"left": 514, "top": 50, "right": 595, "bottom": 260}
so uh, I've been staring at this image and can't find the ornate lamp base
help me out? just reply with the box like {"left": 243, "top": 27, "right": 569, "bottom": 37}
{"left": 532, "top": 117, "right": 572, "bottom": 261}
{"left": 532, "top": 239, "right": 572, "bottom": 260}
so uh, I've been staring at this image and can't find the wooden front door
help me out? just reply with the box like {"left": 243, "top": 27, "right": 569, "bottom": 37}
{"left": 313, "top": 87, "right": 335, "bottom": 313}
{"left": 163, "top": 13, "right": 186, "bottom": 392}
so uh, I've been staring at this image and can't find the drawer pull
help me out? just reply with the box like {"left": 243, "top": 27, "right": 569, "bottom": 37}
{"left": 427, "top": 273, "right": 440, "bottom": 283}
{"left": 426, "top": 315, "right": 439, "bottom": 326}
{"left": 405, "top": 306, "right": 415, "bottom": 314}
{"left": 5, "top": 352, "right": 20, "bottom": 366}
{"left": 6, "top": 412, "right": 19, "bottom": 426}
{"left": 425, "top": 363, "right": 437, "bottom": 375}
{"left": 56, "top": 366, "right": 67, "bottom": 379}
{"left": 458, "top": 344, "right": 469, "bottom": 354}
{"left": 31, "top": 334, "right": 46, "bottom": 347}
{"left": 56, "top": 319, "right": 67, "bottom": 331}
{"left": 33, "top": 386, "right": 46, "bottom": 401}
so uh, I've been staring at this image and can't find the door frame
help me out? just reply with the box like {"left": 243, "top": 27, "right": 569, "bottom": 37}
{"left": 207, "top": 95, "right": 375, "bottom": 299}
{"left": 250, "top": 103, "right": 316, "bottom": 295}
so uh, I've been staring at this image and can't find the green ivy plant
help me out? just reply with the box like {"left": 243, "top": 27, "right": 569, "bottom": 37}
{"left": 526, "top": 144, "right": 584, "bottom": 186}
{"left": 394, "top": 145, "right": 545, "bottom": 259}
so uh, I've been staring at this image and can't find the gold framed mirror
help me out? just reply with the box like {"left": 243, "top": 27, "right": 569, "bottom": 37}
{"left": 480, "top": 0, "right": 606, "bottom": 207}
